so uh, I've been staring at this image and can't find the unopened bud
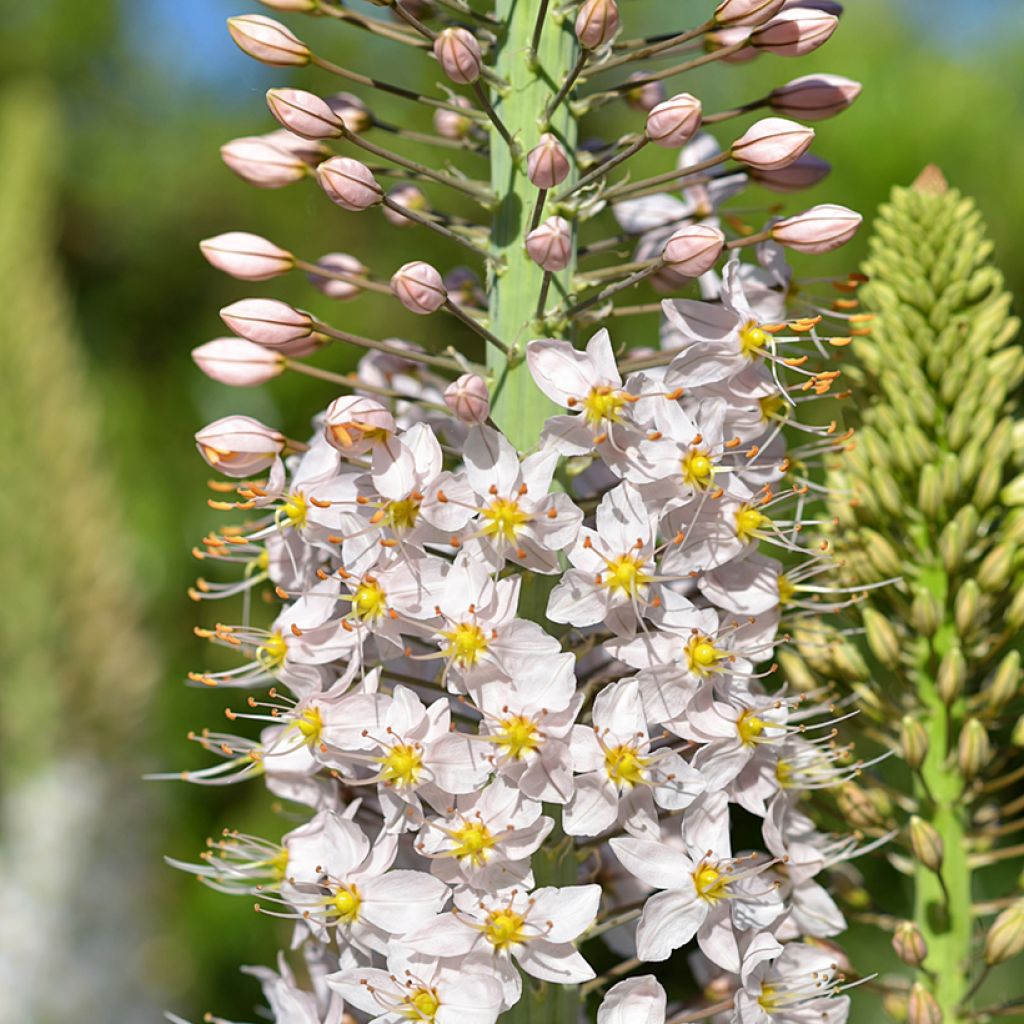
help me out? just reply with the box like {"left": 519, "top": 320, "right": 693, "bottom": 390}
{"left": 1002, "top": 472, "right": 1024, "bottom": 507}
{"left": 383, "top": 185, "right": 429, "bottom": 227}
{"left": 908, "top": 816, "right": 943, "bottom": 874}
{"left": 777, "top": 648, "right": 816, "bottom": 692}
{"left": 220, "top": 136, "right": 308, "bottom": 189}
{"left": 899, "top": 716, "right": 928, "bottom": 771}
{"left": 750, "top": 8, "right": 839, "bottom": 56}
{"left": 317, "top": 157, "right": 382, "bottom": 211}
{"left": 1007, "top": 582, "right": 1024, "bottom": 630}
{"left": 1013, "top": 714, "right": 1024, "bottom": 748}
{"left": 662, "top": 223, "right": 726, "bottom": 277}
{"left": 836, "top": 783, "right": 884, "bottom": 830}
{"left": 391, "top": 261, "right": 447, "bottom": 315}
{"left": 324, "top": 92, "right": 373, "bottom": 134}
{"left": 830, "top": 639, "right": 869, "bottom": 682}
{"left": 263, "top": 129, "right": 329, "bottom": 167}
{"left": 308, "top": 252, "right": 369, "bottom": 301}
{"left": 200, "top": 232, "right": 294, "bottom": 281}
{"left": 731, "top": 117, "right": 815, "bottom": 170}
{"left": 882, "top": 992, "right": 909, "bottom": 1023}
{"left": 714, "top": 0, "right": 785, "bottom": 26}
{"left": 860, "top": 528, "right": 903, "bottom": 577}
{"left": 953, "top": 579, "right": 980, "bottom": 638}
{"left": 526, "top": 216, "right": 572, "bottom": 272}
{"left": 220, "top": 298, "right": 314, "bottom": 349}
{"left": 196, "top": 415, "right": 286, "bottom": 477}
{"left": 918, "top": 463, "right": 943, "bottom": 521}
{"left": 771, "top": 203, "right": 861, "bottom": 253}
{"left": 192, "top": 338, "right": 285, "bottom": 387}
{"left": 434, "top": 27, "right": 482, "bottom": 84}
{"left": 770, "top": 73, "right": 861, "bottom": 120}
{"left": 985, "top": 900, "right": 1024, "bottom": 965}
{"left": 445, "top": 267, "right": 486, "bottom": 308}
{"left": 259, "top": 0, "right": 316, "bottom": 10}
{"left": 705, "top": 25, "right": 758, "bottom": 63}
{"left": 984, "top": 650, "right": 1021, "bottom": 714}
{"left": 444, "top": 374, "right": 490, "bottom": 424}
{"left": 266, "top": 88, "right": 343, "bottom": 139}
{"left": 977, "top": 542, "right": 1014, "bottom": 592}
{"left": 750, "top": 153, "right": 831, "bottom": 192}
{"left": 527, "top": 133, "right": 571, "bottom": 189}
{"left": 624, "top": 73, "right": 667, "bottom": 113}
{"left": 433, "top": 96, "right": 475, "bottom": 140}
{"left": 939, "top": 520, "right": 965, "bottom": 574}
{"left": 863, "top": 607, "right": 900, "bottom": 669}
{"left": 909, "top": 588, "right": 942, "bottom": 638}
{"left": 892, "top": 921, "right": 928, "bottom": 968}
{"left": 907, "top": 984, "right": 941, "bottom": 1024}
{"left": 936, "top": 645, "right": 966, "bottom": 705}
{"left": 227, "top": 14, "right": 310, "bottom": 66}
{"left": 575, "top": 0, "right": 619, "bottom": 49}
{"left": 324, "top": 396, "right": 395, "bottom": 456}
{"left": 958, "top": 718, "right": 990, "bottom": 780}
{"left": 645, "top": 92, "right": 703, "bottom": 148}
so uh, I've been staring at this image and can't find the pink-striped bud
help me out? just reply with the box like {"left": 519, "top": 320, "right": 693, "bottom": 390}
{"left": 220, "top": 136, "right": 307, "bottom": 189}
{"left": 750, "top": 8, "right": 839, "bottom": 56}
{"left": 324, "top": 396, "right": 395, "bottom": 455}
{"left": 751, "top": 153, "right": 831, "bottom": 192}
{"left": 527, "top": 134, "right": 571, "bottom": 189}
{"left": 770, "top": 73, "right": 861, "bottom": 120}
{"left": 771, "top": 203, "right": 861, "bottom": 253}
{"left": 192, "top": 338, "right": 285, "bottom": 387}
{"left": 714, "top": 0, "right": 785, "bottom": 25}
{"left": 262, "top": 129, "right": 330, "bottom": 167}
{"left": 624, "top": 73, "right": 666, "bottom": 113}
{"left": 433, "top": 97, "right": 475, "bottom": 140}
{"left": 220, "top": 298, "right": 314, "bottom": 348}
{"left": 196, "top": 415, "right": 286, "bottom": 477}
{"left": 731, "top": 117, "right": 815, "bottom": 170}
{"left": 325, "top": 92, "right": 373, "bottom": 134}
{"left": 433, "top": 28, "right": 482, "bottom": 84}
{"left": 266, "top": 88, "right": 343, "bottom": 140}
{"left": 200, "top": 232, "right": 294, "bottom": 281}
{"left": 907, "top": 984, "right": 942, "bottom": 1024}
{"left": 227, "top": 15, "right": 310, "bottom": 67}
{"left": 705, "top": 26, "right": 758, "bottom": 63}
{"left": 382, "top": 185, "right": 429, "bottom": 227}
{"left": 526, "top": 216, "right": 572, "bottom": 272}
{"left": 308, "top": 252, "right": 369, "bottom": 301}
{"left": 575, "top": 0, "right": 619, "bottom": 49}
{"left": 391, "top": 261, "right": 447, "bottom": 315}
{"left": 645, "top": 92, "right": 703, "bottom": 148}
{"left": 317, "top": 157, "right": 382, "bottom": 211}
{"left": 444, "top": 374, "right": 490, "bottom": 424}
{"left": 662, "top": 223, "right": 726, "bottom": 277}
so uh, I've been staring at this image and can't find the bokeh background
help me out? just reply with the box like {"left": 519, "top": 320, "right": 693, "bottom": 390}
{"left": 1, "top": 0, "right": 1022, "bottom": 1021}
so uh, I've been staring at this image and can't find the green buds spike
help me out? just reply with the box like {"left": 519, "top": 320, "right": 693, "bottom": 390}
{"left": 984, "top": 900, "right": 1024, "bottom": 966}
{"left": 909, "top": 816, "right": 944, "bottom": 875}
{"left": 893, "top": 921, "right": 929, "bottom": 968}
{"left": 957, "top": 719, "right": 989, "bottom": 780}
{"left": 900, "top": 716, "right": 929, "bottom": 771}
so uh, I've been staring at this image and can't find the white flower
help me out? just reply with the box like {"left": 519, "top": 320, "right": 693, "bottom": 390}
{"left": 597, "top": 975, "right": 667, "bottom": 1024}
{"left": 243, "top": 951, "right": 345, "bottom": 1024}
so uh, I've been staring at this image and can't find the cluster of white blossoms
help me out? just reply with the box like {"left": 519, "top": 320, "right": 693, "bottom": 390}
{"left": 173, "top": 0, "right": 875, "bottom": 1021}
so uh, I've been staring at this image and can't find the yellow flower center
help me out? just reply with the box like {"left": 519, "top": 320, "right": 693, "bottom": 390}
{"left": 775, "top": 760, "right": 793, "bottom": 787}
{"left": 735, "top": 504, "right": 768, "bottom": 542}
{"left": 385, "top": 497, "right": 421, "bottom": 531}
{"left": 403, "top": 989, "right": 440, "bottom": 1021}
{"left": 737, "top": 709, "right": 766, "bottom": 747}
{"left": 485, "top": 909, "right": 528, "bottom": 950}
{"left": 581, "top": 386, "right": 626, "bottom": 426}
{"left": 252, "top": 549, "right": 270, "bottom": 573}
{"left": 759, "top": 393, "right": 784, "bottom": 422}
{"left": 441, "top": 622, "right": 489, "bottom": 667}
{"left": 495, "top": 716, "right": 540, "bottom": 760}
{"left": 682, "top": 450, "right": 715, "bottom": 490}
{"left": 332, "top": 884, "right": 361, "bottom": 922}
{"left": 281, "top": 491, "right": 308, "bottom": 528}
{"left": 685, "top": 634, "right": 724, "bottom": 675}
{"left": 379, "top": 743, "right": 423, "bottom": 788}
{"left": 693, "top": 863, "right": 728, "bottom": 902}
{"left": 777, "top": 574, "right": 796, "bottom": 605}
{"left": 739, "top": 321, "right": 769, "bottom": 359}
{"left": 296, "top": 707, "right": 322, "bottom": 744}
{"left": 352, "top": 580, "right": 388, "bottom": 621}
{"left": 328, "top": 421, "right": 390, "bottom": 452}
{"left": 604, "top": 744, "right": 648, "bottom": 786}
{"left": 481, "top": 498, "right": 530, "bottom": 543}
{"left": 449, "top": 821, "right": 496, "bottom": 866}
{"left": 601, "top": 553, "right": 652, "bottom": 597}
{"left": 268, "top": 848, "right": 289, "bottom": 880}
{"left": 257, "top": 631, "right": 288, "bottom": 669}
{"left": 758, "top": 984, "right": 778, "bottom": 1011}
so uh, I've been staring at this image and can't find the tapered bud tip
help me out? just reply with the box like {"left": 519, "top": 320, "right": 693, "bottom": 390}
{"left": 985, "top": 901, "right": 1024, "bottom": 966}
{"left": 433, "top": 27, "right": 482, "bottom": 84}
{"left": 192, "top": 338, "right": 285, "bottom": 387}
{"left": 220, "top": 298, "right": 314, "bottom": 348}
{"left": 444, "top": 374, "right": 490, "bottom": 424}
{"left": 937, "top": 645, "right": 966, "bottom": 705}
{"left": 267, "top": 88, "right": 343, "bottom": 140}
{"left": 899, "top": 716, "right": 928, "bottom": 771}
{"left": 391, "top": 261, "right": 447, "bottom": 315}
{"left": 200, "top": 232, "right": 294, "bottom": 281}
{"left": 525, "top": 216, "right": 573, "bottom": 272}
{"left": 317, "top": 156, "right": 382, "bottom": 211}
{"left": 624, "top": 73, "right": 666, "bottom": 113}
{"left": 908, "top": 815, "right": 944, "bottom": 873}
{"left": 892, "top": 922, "right": 928, "bottom": 968}
{"left": 771, "top": 73, "right": 862, "bottom": 120}
{"left": 575, "top": 0, "right": 620, "bottom": 49}
{"left": 958, "top": 718, "right": 990, "bottom": 780}
{"left": 715, "top": 0, "right": 785, "bottom": 26}
{"left": 907, "top": 984, "right": 942, "bottom": 1024}
{"left": 220, "top": 136, "right": 309, "bottom": 189}
{"left": 705, "top": 25, "right": 758, "bottom": 63}
{"left": 227, "top": 15, "right": 310, "bottom": 67}
{"left": 751, "top": 153, "right": 831, "bottom": 193}
{"left": 527, "top": 133, "right": 571, "bottom": 189}
{"left": 196, "top": 415, "right": 285, "bottom": 476}
{"left": 646, "top": 92, "right": 703, "bottom": 148}
{"left": 750, "top": 8, "right": 839, "bottom": 56}
{"left": 324, "top": 396, "right": 395, "bottom": 456}
{"left": 433, "top": 97, "right": 475, "bottom": 140}
{"left": 732, "top": 117, "right": 815, "bottom": 170}
{"left": 662, "top": 223, "right": 726, "bottom": 277}
{"left": 383, "top": 185, "right": 429, "bottom": 227}
{"left": 771, "top": 203, "right": 861, "bottom": 254}
{"left": 325, "top": 92, "right": 373, "bottom": 134}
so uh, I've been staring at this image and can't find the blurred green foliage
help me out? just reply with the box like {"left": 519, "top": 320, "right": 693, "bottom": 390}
{"left": 1, "top": 0, "right": 1021, "bottom": 1020}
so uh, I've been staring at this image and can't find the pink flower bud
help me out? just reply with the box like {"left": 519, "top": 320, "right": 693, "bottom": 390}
{"left": 382, "top": 185, "right": 429, "bottom": 227}
{"left": 316, "top": 157, "right": 382, "bottom": 211}
{"left": 526, "top": 216, "right": 572, "bottom": 272}
{"left": 771, "top": 203, "right": 861, "bottom": 253}
{"left": 770, "top": 73, "right": 861, "bottom": 121}
{"left": 444, "top": 374, "right": 490, "bottom": 424}
{"left": 392, "top": 261, "right": 447, "bottom": 315}
{"left": 324, "top": 396, "right": 395, "bottom": 455}
{"left": 200, "top": 232, "right": 294, "bottom": 281}
{"left": 308, "top": 252, "right": 369, "bottom": 301}
{"left": 266, "top": 88, "right": 343, "bottom": 140}
{"left": 645, "top": 92, "right": 703, "bottom": 148}
{"left": 262, "top": 129, "right": 330, "bottom": 167}
{"left": 220, "top": 136, "right": 307, "bottom": 189}
{"left": 196, "top": 415, "right": 286, "bottom": 477}
{"left": 527, "top": 134, "right": 571, "bottom": 189}
{"left": 192, "top": 338, "right": 285, "bottom": 387}
{"left": 714, "top": 0, "right": 785, "bottom": 26}
{"left": 750, "top": 8, "right": 839, "bottom": 57}
{"left": 750, "top": 153, "right": 831, "bottom": 192}
{"left": 650, "top": 265, "right": 690, "bottom": 294}
{"left": 661, "top": 223, "right": 726, "bottom": 277}
{"left": 433, "top": 97, "right": 475, "bottom": 140}
{"left": 575, "top": 0, "right": 619, "bottom": 49}
{"left": 227, "top": 15, "right": 310, "bottom": 67}
{"left": 324, "top": 92, "right": 373, "bottom": 134}
{"left": 220, "top": 298, "right": 314, "bottom": 348}
{"left": 624, "top": 73, "right": 666, "bottom": 113}
{"left": 433, "top": 28, "right": 482, "bottom": 85}
{"left": 731, "top": 117, "right": 815, "bottom": 170}
{"left": 704, "top": 26, "right": 758, "bottom": 63}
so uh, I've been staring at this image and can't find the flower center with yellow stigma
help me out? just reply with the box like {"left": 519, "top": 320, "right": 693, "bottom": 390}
{"left": 495, "top": 716, "right": 540, "bottom": 760}
{"left": 681, "top": 449, "right": 715, "bottom": 490}
{"left": 604, "top": 744, "right": 648, "bottom": 786}
{"left": 441, "top": 621, "right": 489, "bottom": 667}
{"left": 757, "top": 985, "right": 778, "bottom": 1011}
{"left": 281, "top": 491, "right": 308, "bottom": 528}
{"left": 739, "top": 320, "right": 769, "bottom": 359}
{"left": 759, "top": 393, "right": 784, "bottom": 422}
{"left": 736, "top": 709, "right": 766, "bottom": 747}
{"left": 602, "top": 553, "right": 652, "bottom": 598}
{"left": 449, "top": 820, "right": 495, "bottom": 866}
{"left": 403, "top": 988, "right": 440, "bottom": 1021}
{"left": 384, "top": 497, "right": 421, "bottom": 531}
{"left": 484, "top": 908, "right": 528, "bottom": 950}
{"left": 777, "top": 574, "right": 796, "bottom": 605}
{"left": 379, "top": 743, "right": 423, "bottom": 788}
{"left": 352, "top": 580, "right": 388, "bottom": 621}
{"left": 295, "top": 707, "right": 322, "bottom": 745}
{"left": 331, "top": 884, "right": 361, "bottom": 923}
{"left": 267, "top": 847, "right": 289, "bottom": 880}
{"left": 481, "top": 497, "right": 530, "bottom": 543}
{"left": 249, "top": 549, "right": 270, "bottom": 575}
{"left": 693, "top": 863, "right": 729, "bottom": 903}
{"left": 685, "top": 634, "right": 724, "bottom": 675}
{"left": 735, "top": 504, "right": 769, "bottom": 542}
{"left": 775, "top": 759, "right": 793, "bottom": 787}
{"left": 581, "top": 385, "right": 626, "bottom": 426}
{"left": 257, "top": 631, "right": 287, "bottom": 669}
